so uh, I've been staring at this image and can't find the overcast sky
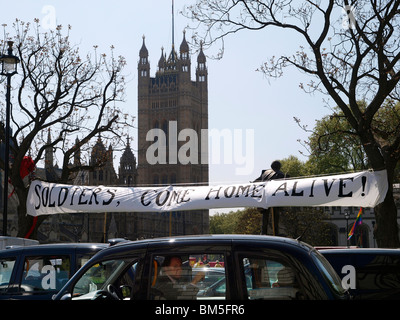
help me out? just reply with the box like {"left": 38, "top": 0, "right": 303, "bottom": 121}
{"left": 2, "top": 1, "right": 340, "bottom": 197}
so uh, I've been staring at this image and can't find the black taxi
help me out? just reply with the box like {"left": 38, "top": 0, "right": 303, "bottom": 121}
{"left": 53, "top": 235, "right": 348, "bottom": 300}
{"left": 0, "top": 242, "right": 108, "bottom": 300}
{"left": 320, "top": 248, "right": 400, "bottom": 299}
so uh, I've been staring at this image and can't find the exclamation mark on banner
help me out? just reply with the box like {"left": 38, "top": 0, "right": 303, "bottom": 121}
{"left": 361, "top": 176, "right": 366, "bottom": 196}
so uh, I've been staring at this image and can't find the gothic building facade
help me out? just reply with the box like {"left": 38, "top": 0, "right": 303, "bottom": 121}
{"left": 34, "top": 134, "right": 140, "bottom": 243}
{"left": 3, "top": 32, "right": 209, "bottom": 242}
{"left": 136, "top": 32, "right": 209, "bottom": 237}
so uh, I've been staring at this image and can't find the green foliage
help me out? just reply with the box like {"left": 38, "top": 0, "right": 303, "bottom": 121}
{"left": 280, "top": 208, "right": 334, "bottom": 246}
{"left": 306, "top": 107, "right": 368, "bottom": 175}
{"left": 209, "top": 211, "right": 241, "bottom": 234}
{"left": 209, "top": 208, "right": 261, "bottom": 235}
{"left": 210, "top": 206, "right": 333, "bottom": 246}
{"left": 279, "top": 155, "right": 309, "bottom": 177}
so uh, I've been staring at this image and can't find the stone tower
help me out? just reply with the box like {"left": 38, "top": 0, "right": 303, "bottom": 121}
{"left": 89, "top": 135, "right": 118, "bottom": 185}
{"left": 119, "top": 137, "right": 138, "bottom": 186}
{"left": 137, "top": 31, "right": 209, "bottom": 235}
{"left": 137, "top": 33, "right": 208, "bottom": 186}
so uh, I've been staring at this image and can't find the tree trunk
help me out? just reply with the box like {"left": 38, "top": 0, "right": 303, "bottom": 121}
{"left": 374, "top": 188, "right": 400, "bottom": 248}
{"left": 15, "top": 186, "right": 43, "bottom": 239}
{"left": 361, "top": 134, "right": 400, "bottom": 248}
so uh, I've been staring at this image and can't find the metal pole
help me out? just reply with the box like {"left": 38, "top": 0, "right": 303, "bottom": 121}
{"left": 2, "top": 74, "right": 11, "bottom": 236}
{"left": 346, "top": 217, "right": 349, "bottom": 247}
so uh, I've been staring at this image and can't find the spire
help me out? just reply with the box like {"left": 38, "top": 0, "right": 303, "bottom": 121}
{"left": 139, "top": 35, "right": 150, "bottom": 79}
{"left": 180, "top": 30, "right": 189, "bottom": 56}
{"left": 196, "top": 41, "right": 207, "bottom": 83}
{"left": 158, "top": 47, "right": 166, "bottom": 69}
{"left": 197, "top": 41, "right": 206, "bottom": 64}
{"left": 139, "top": 35, "right": 148, "bottom": 58}
{"left": 172, "top": 0, "right": 175, "bottom": 47}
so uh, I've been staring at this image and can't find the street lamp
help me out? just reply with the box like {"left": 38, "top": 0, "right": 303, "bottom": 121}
{"left": 0, "top": 41, "right": 19, "bottom": 236}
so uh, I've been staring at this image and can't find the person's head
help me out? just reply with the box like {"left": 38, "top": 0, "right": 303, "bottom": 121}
{"left": 271, "top": 160, "right": 281, "bottom": 171}
{"left": 163, "top": 256, "right": 182, "bottom": 280}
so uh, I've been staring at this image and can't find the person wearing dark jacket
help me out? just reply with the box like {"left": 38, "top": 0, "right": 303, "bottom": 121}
{"left": 254, "top": 160, "right": 288, "bottom": 235}
{"left": 155, "top": 256, "right": 204, "bottom": 300}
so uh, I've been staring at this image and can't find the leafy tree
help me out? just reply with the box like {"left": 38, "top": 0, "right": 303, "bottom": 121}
{"left": 209, "top": 211, "right": 241, "bottom": 234}
{"left": 304, "top": 106, "right": 369, "bottom": 175}
{"left": 0, "top": 20, "right": 133, "bottom": 238}
{"left": 280, "top": 208, "right": 333, "bottom": 246}
{"left": 280, "top": 155, "right": 309, "bottom": 177}
{"left": 210, "top": 208, "right": 261, "bottom": 235}
{"left": 234, "top": 207, "right": 262, "bottom": 234}
{"left": 185, "top": 1, "right": 400, "bottom": 247}
{"left": 302, "top": 102, "right": 400, "bottom": 178}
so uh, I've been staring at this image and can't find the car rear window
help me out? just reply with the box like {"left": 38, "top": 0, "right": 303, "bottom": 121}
{"left": 0, "top": 258, "right": 16, "bottom": 293}
{"left": 21, "top": 255, "right": 70, "bottom": 292}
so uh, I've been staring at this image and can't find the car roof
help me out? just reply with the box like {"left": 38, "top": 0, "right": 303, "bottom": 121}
{"left": 320, "top": 248, "right": 400, "bottom": 254}
{"left": 96, "top": 234, "right": 315, "bottom": 257}
{"left": 0, "top": 242, "right": 109, "bottom": 256}
{"left": 112, "top": 234, "right": 307, "bottom": 245}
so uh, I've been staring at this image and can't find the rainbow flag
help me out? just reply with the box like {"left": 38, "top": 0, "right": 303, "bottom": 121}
{"left": 348, "top": 208, "right": 363, "bottom": 240}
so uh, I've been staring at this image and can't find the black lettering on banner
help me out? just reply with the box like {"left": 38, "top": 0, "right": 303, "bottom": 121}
{"left": 48, "top": 187, "right": 56, "bottom": 207}
{"left": 272, "top": 182, "right": 289, "bottom": 196}
{"left": 58, "top": 187, "right": 69, "bottom": 206}
{"left": 251, "top": 184, "right": 265, "bottom": 198}
{"left": 89, "top": 187, "right": 102, "bottom": 205}
{"left": 70, "top": 187, "right": 80, "bottom": 206}
{"left": 224, "top": 186, "right": 236, "bottom": 198}
{"left": 179, "top": 189, "right": 192, "bottom": 203}
{"left": 42, "top": 187, "right": 49, "bottom": 207}
{"left": 103, "top": 189, "right": 116, "bottom": 205}
{"left": 205, "top": 186, "right": 222, "bottom": 200}
{"left": 339, "top": 177, "right": 353, "bottom": 197}
{"left": 156, "top": 190, "right": 170, "bottom": 206}
{"left": 205, "top": 184, "right": 264, "bottom": 201}
{"left": 167, "top": 190, "right": 180, "bottom": 205}
{"left": 79, "top": 188, "right": 89, "bottom": 205}
{"left": 309, "top": 180, "right": 316, "bottom": 197}
{"left": 141, "top": 190, "right": 152, "bottom": 206}
{"left": 167, "top": 189, "right": 193, "bottom": 206}
{"left": 323, "top": 179, "right": 335, "bottom": 196}
{"left": 235, "top": 185, "right": 250, "bottom": 197}
{"left": 291, "top": 182, "right": 304, "bottom": 196}
{"left": 34, "top": 184, "right": 41, "bottom": 210}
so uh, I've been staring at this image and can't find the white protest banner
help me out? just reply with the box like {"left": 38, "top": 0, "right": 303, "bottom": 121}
{"left": 26, "top": 170, "right": 388, "bottom": 217}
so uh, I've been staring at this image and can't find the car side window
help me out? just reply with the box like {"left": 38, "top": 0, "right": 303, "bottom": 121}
{"left": 0, "top": 258, "right": 16, "bottom": 293}
{"left": 150, "top": 253, "right": 226, "bottom": 300}
{"left": 72, "top": 257, "right": 140, "bottom": 300}
{"left": 240, "top": 255, "right": 303, "bottom": 300}
{"left": 21, "top": 255, "right": 70, "bottom": 293}
{"left": 76, "top": 254, "right": 96, "bottom": 271}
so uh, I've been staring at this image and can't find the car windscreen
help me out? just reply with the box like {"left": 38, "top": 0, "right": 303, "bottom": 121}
{"left": 72, "top": 258, "right": 135, "bottom": 299}
{"left": 311, "top": 250, "right": 347, "bottom": 296}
